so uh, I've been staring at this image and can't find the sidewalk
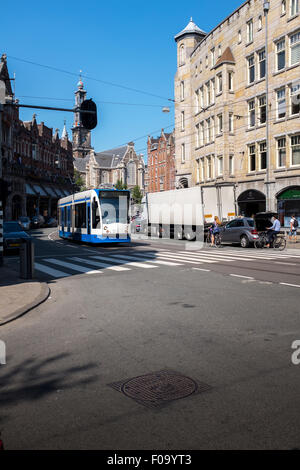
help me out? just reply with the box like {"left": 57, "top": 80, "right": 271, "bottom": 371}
{"left": 0, "top": 263, "right": 50, "bottom": 326}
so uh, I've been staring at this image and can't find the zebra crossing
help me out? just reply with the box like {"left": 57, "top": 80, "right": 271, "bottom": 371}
{"left": 33, "top": 248, "right": 300, "bottom": 280}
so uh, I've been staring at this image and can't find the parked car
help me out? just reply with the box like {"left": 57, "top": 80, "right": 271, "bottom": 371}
{"left": 3, "top": 221, "right": 32, "bottom": 252}
{"left": 18, "top": 216, "right": 31, "bottom": 231}
{"left": 219, "top": 217, "right": 259, "bottom": 248}
{"left": 31, "top": 214, "right": 45, "bottom": 229}
{"left": 44, "top": 216, "right": 57, "bottom": 228}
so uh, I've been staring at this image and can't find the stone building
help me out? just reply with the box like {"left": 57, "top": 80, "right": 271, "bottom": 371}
{"left": 74, "top": 142, "right": 145, "bottom": 192}
{"left": 0, "top": 54, "right": 74, "bottom": 220}
{"left": 174, "top": 0, "right": 300, "bottom": 226}
{"left": 147, "top": 129, "right": 175, "bottom": 192}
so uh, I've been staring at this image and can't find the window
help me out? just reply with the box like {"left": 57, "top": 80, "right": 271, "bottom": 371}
{"left": 195, "top": 89, "right": 200, "bottom": 113}
{"left": 201, "top": 122, "right": 205, "bottom": 145}
{"left": 277, "top": 88, "right": 286, "bottom": 118}
{"left": 229, "top": 155, "right": 234, "bottom": 175}
{"left": 229, "top": 113, "right": 234, "bottom": 132}
{"left": 127, "top": 161, "right": 136, "bottom": 185}
{"left": 290, "top": 31, "right": 300, "bottom": 65}
{"left": 218, "top": 45, "right": 222, "bottom": 57}
{"left": 258, "top": 15, "right": 262, "bottom": 30}
{"left": 181, "top": 111, "right": 185, "bottom": 131}
{"left": 282, "top": 0, "right": 286, "bottom": 15}
{"left": 258, "top": 49, "right": 266, "bottom": 79}
{"left": 277, "top": 138, "right": 286, "bottom": 167}
{"left": 290, "top": 0, "right": 299, "bottom": 16}
{"left": 211, "top": 116, "right": 215, "bottom": 141}
{"left": 211, "top": 48, "right": 215, "bottom": 66}
{"left": 75, "top": 202, "right": 87, "bottom": 228}
{"left": 207, "top": 118, "right": 211, "bottom": 143}
{"left": 247, "top": 20, "right": 253, "bottom": 43}
{"left": 200, "top": 86, "right": 204, "bottom": 108}
{"left": 291, "top": 82, "right": 300, "bottom": 114}
{"left": 248, "top": 100, "right": 255, "bottom": 127}
{"left": 217, "top": 73, "right": 222, "bottom": 93}
{"left": 238, "top": 30, "right": 242, "bottom": 43}
{"left": 179, "top": 44, "right": 185, "bottom": 65}
{"left": 249, "top": 144, "right": 256, "bottom": 171}
{"left": 200, "top": 157, "right": 204, "bottom": 181}
{"left": 259, "top": 142, "right": 267, "bottom": 170}
{"left": 205, "top": 55, "right": 208, "bottom": 67}
{"left": 180, "top": 81, "right": 185, "bottom": 100}
{"left": 217, "top": 156, "right": 223, "bottom": 176}
{"left": 291, "top": 135, "right": 300, "bottom": 165}
{"left": 181, "top": 143, "right": 185, "bottom": 163}
{"left": 207, "top": 156, "right": 212, "bottom": 179}
{"left": 259, "top": 96, "right": 266, "bottom": 124}
{"left": 217, "top": 114, "right": 223, "bottom": 134}
{"left": 211, "top": 79, "right": 215, "bottom": 103}
{"left": 248, "top": 55, "right": 255, "bottom": 83}
{"left": 276, "top": 39, "right": 286, "bottom": 71}
{"left": 206, "top": 82, "right": 211, "bottom": 105}
{"left": 196, "top": 124, "right": 200, "bottom": 147}
{"left": 228, "top": 71, "right": 233, "bottom": 91}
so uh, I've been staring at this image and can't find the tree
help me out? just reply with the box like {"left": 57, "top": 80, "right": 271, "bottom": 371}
{"left": 115, "top": 179, "right": 127, "bottom": 190}
{"left": 131, "top": 185, "right": 143, "bottom": 204}
{"left": 73, "top": 169, "right": 86, "bottom": 192}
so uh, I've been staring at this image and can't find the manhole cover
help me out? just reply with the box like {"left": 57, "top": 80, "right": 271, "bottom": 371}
{"left": 108, "top": 370, "right": 211, "bottom": 409}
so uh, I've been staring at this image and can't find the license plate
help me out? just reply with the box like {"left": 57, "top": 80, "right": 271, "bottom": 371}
{"left": 10, "top": 243, "right": 21, "bottom": 247}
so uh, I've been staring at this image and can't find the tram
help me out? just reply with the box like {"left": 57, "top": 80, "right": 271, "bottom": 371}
{"left": 58, "top": 188, "right": 131, "bottom": 243}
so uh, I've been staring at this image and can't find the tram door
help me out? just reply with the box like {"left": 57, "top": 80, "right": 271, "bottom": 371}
{"left": 67, "top": 206, "right": 71, "bottom": 233}
{"left": 87, "top": 202, "right": 91, "bottom": 235}
{"left": 61, "top": 207, "right": 65, "bottom": 235}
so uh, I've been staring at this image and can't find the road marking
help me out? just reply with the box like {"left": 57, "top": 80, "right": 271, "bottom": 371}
{"left": 275, "top": 262, "right": 297, "bottom": 266}
{"left": 92, "top": 255, "right": 157, "bottom": 269}
{"left": 45, "top": 258, "right": 103, "bottom": 274}
{"left": 192, "top": 268, "right": 211, "bottom": 272}
{"left": 229, "top": 274, "right": 254, "bottom": 280}
{"left": 108, "top": 253, "right": 182, "bottom": 266}
{"left": 176, "top": 251, "right": 254, "bottom": 262}
{"left": 280, "top": 283, "right": 300, "bottom": 288}
{"left": 180, "top": 250, "right": 279, "bottom": 261}
{"left": 156, "top": 253, "right": 216, "bottom": 264}
{"left": 35, "top": 262, "right": 70, "bottom": 278}
{"left": 71, "top": 257, "right": 130, "bottom": 271}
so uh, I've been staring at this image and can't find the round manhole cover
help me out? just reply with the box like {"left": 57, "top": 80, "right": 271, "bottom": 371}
{"left": 121, "top": 372, "right": 198, "bottom": 403}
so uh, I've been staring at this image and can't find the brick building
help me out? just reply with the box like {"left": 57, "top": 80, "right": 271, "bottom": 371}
{"left": 0, "top": 54, "right": 74, "bottom": 221}
{"left": 174, "top": 0, "right": 300, "bottom": 225}
{"left": 147, "top": 129, "right": 175, "bottom": 192}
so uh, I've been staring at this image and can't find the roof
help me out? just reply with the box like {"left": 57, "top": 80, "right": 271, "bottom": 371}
{"left": 174, "top": 18, "right": 206, "bottom": 41}
{"left": 73, "top": 155, "right": 90, "bottom": 172}
{"left": 214, "top": 47, "right": 235, "bottom": 68}
{"left": 94, "top": 145, "right": 128, "bottom": 168}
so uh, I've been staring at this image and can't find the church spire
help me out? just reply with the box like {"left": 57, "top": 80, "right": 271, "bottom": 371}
{"left": 61, "top": 120, "right": 68, "bottom": 139}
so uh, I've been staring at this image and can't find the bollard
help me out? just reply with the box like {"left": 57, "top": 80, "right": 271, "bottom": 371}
{"left": 20, "top": 238, "right": 34, "bottom": 279}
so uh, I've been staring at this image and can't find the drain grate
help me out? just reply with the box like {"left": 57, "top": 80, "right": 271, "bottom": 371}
{"left": 108, "top": 369, "right": 211, "bottom": 409}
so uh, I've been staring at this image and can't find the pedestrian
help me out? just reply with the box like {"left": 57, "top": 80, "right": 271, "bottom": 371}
{"left": 210, "top": 215, "right": 221, "bottom": 247}
{"left": 266, "top": 214, "right": 281, "bottom": 248}
{"left": 289, "top": 215, "right": 298, "bottom": 243}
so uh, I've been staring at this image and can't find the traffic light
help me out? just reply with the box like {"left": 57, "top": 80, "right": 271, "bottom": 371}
{"left": 79, "top": 99, "right": 97, "bottom": 130}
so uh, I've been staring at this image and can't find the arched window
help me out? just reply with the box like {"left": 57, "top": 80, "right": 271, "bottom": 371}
{"left": 179, "top": 44, "right": 185, "bottom": 65}
{"left": 127, "top": 161, "right": 136, "bottom": 185}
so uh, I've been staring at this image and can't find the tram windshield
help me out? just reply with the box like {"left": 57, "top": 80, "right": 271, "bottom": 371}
{"left": 98, "top": 191, "right": 129, "bottom": 225}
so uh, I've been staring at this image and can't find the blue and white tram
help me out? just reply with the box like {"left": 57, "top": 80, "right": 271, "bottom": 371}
{"left": 58, "top": 188, "right": 131, "bottom": 243}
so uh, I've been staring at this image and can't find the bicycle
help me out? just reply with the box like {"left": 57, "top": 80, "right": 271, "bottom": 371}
{"left": 254, "top": 231, "right": 286, "bottom": 251}
{"left": 205, "top": 228, "right": 222, "bottom": 247}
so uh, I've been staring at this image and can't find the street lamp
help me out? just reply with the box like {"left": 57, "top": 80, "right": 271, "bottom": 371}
{"left": 264, "top": 0, "right": 271, "bottom": 212}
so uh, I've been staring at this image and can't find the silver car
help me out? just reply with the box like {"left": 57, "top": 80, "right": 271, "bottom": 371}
{"left": 219, "top": 217, "right": 259, "bottom": 248}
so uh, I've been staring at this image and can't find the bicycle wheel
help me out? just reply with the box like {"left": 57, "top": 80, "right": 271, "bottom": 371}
{"left": 254, "top": 237, "right": 265, "bottom": 249}
{"left": 274, "top": 236, "right": 286, "bottom": 251}
{"left": 215, "top": 233, "right": 222, "bottom": 247}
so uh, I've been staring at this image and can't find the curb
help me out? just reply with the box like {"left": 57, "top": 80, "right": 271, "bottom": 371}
{"left": 0, "top": 283, "right": 51, "bottom": 326}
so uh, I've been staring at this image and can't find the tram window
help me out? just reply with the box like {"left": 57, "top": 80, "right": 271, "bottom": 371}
{"left": 92, "top": 199, "right": 101, "bottom": 229}
{"left": 75, "top": 202, "right": 87, "bottom": 228}
{"left": 64, "top": 207, "right": 67, "bottom": 226}
{"left": 58, "top": 208, "right": 61, "bottom": 225}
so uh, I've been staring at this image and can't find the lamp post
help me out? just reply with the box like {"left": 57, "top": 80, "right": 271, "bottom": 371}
{"left": 264, "top": 0, "right": 271, "bottom": 211}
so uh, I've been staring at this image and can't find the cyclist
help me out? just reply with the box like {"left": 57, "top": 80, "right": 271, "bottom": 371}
{"left": 289, "top": 215, "right": 298, "bottom": 243}
{"left": 265, "top": 215, "right": 281, "bottom": 248}
{"left": 210, "top": 216, "right": 221, "bottom": 247}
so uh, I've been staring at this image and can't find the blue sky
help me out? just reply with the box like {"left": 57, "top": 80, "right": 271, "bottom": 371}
{"left": 1, "top": 0, "right": 242, "bottom": 159}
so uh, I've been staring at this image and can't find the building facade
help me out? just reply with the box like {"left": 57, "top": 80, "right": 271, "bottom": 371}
{"left": 74, "top": 142, "right": 145, "bottom": 192}
{"left": 0, "top": 54, "right": 74, "bottom": 221}
{"left": 147, "top": 129, "right": 175, "bottom": 192}
{"left": 174, "top": 0, "right": 300, "bottom": 226}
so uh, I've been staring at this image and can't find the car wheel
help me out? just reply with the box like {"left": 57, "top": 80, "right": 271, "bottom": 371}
{"left": 240, "top": 235, "right": 249, "bottom": 248}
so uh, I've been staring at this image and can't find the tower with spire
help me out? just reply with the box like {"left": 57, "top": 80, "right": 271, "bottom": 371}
{"left": 72, "top": 74, "right": 93, "bottom": 159}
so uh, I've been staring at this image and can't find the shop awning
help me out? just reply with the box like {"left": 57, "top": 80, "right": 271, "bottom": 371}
{"left": 44, "top": 186, "right": 59, "bottom": 198}
{"left": 25, "top": 184, "right": 37, "bottom": 195}
{"left": 33, "top": 185, "right": 48, "bottom": 197}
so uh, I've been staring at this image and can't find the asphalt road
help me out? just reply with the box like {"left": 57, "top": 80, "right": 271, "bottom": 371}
{"left": 1, "top": 228, "right": 300, "bottom": 449}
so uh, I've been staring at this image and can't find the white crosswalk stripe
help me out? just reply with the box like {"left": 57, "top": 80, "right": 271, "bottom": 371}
{"left": 92, "top": 255, "right": 157, "bottom": 269}
{"left": 107, "top": 253, "right": 182, "bottom": 266}
{"left": 35, "top": 262, "right": 70, "bottom": 278}
{"left": 71, "top": 257, "right": 130, "bottom": 271}
{"left": 45, "top": 258, "right": 103, "bottom": 274}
